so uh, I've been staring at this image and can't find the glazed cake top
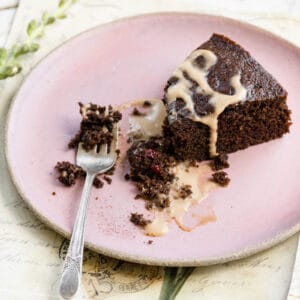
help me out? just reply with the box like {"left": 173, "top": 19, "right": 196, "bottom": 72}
{"left": 163, "top": 33, "right": 287, "bottom": 156}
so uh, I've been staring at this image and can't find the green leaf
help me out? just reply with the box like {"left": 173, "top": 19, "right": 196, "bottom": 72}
{"left": 35, "top": 27, "right": 45, "bottom": 38}
{"left": 14, "top": 44, "right": 31, "bottom": 57}
{"left": 56, "top": 13, "right": 67, "bottom": 19}
{"left": 11, "top": 44, "right": 21, "bottom": 56}
{"left": 0, "top": 73, "right": 8, "bottom": 80}
{"left": 27, "top": 20, "right": 37, "bottom": 36}
{"left": 0, "top": 0, "right": 78, "bottom": 81}
{"left": 45, "top": 16, "right": 55, "bottom": 25}
{"left": 42, "top": 12, "right": 55, "bottom": 25}
{"left": 58, "top": 0, "right": 66, "bottom": 9}
{"left": 21, "top": 44, "right": 30, "bottom": 53}
{"left": 29, "top": 43, "right": 40, "bottom": 52}
{"left": 2, "top": 64, "right": 22, "bottom": 77}
{"left": 0, "top": 48, "right": 8, "bottom": 62}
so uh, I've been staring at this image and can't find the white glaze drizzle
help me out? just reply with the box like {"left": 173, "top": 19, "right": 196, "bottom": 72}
{"left": 128, "top": 100, "right": 166, "bottom": 139}
{"left": 167, "top": 161, "right": 217, "bottom": 230}
{"left": 144, "top": 217, "right": 169, "bottom": 236}
{"left": 120, "top": 99, "right": 219, "bottom": 237}
{"left": 144, "top": 162, "right": 218, "bottom": 236}
{"left": 165, "top": 49, "right": 247, "bottom": 156}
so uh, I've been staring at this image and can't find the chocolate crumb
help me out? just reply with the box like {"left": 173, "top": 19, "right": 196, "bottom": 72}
{"left": 105, "top": 164, "right": 116, "bottom": 176}
{"left": 54, "top": 103, "right": 122, "bottom": 193}
{"left": 55, "top": 161, "right": 84, "bottom": 186}
{"left": 210, "top": 154, "right": 230, "bottom": 171}
{"left": 127, "top": 138, "right": 176, "bottom": 208}
{"left": 93, "top": 177, "right": 104, "bottom": 188}
{"left": 154, "top": 196, "right": 170, "bottom": 209}
{"left": 68, "top": 103, "right": 122, "bottom": 151}
{"left": 211, "top": 171, "right": 230, "bottom": 187}
{"left": 130, "top": 213, "right": 151, "bottom": 227}
{"left": 132, "top": 107, "right": 146, "bottom": 116}
{"left": 188, "top": 160, "right": 198, "bottom": 167}
{"left": 143, "top": 100, "right": 152, "bottom": 107}
{"left": 55, "top": 161, "right": 113, "bottom": 188}
{"left": 145, "top": 201, "right": 154, "bottom": 210}
{"left": 103, "top": 176, "right": 112, "bottom": 184}
{"left": 124, "top": 173, "right": 130, "bottom": 180}
{"left": 147, "top": 240, "right": 153, "bottom": 244}
{"left": 178, "top": 185, "right": 192, "bottom": 199}
{"left": 52, "top": 192, "right": 56, "bottom": 196}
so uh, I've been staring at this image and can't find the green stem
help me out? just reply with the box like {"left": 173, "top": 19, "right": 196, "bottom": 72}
{"left": 159, "top": 267, "right": 195, "bottom": 300}
{"left": 0, "top": 0, "right": 77, "bottom": 80}
{"left": 159, "top": 268, "right": 178, "bottom": 300}
{"left": 168, "top": 267, "right": 195, "bottom": 299}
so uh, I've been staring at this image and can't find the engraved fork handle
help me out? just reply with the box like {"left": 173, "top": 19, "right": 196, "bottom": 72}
{"left": 59, "top": 172, "right": 95, "bottom": 299}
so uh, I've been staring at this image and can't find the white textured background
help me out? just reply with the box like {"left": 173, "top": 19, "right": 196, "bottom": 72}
{"left": 1, "top": 1, "right": 300, "bottom": 299}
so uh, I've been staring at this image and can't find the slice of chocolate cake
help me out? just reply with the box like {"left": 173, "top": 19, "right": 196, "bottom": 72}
{"left": 163, "top": 33, "right": 291, "bottom": 161}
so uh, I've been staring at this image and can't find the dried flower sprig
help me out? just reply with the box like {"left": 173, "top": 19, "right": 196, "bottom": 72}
{"left": 0, "top": 0, "right": 77, "bottom": 80}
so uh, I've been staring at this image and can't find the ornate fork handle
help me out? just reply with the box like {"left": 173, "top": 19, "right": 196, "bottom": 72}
{"left": 59, "top": 173, "right": 95, "bottom": 299}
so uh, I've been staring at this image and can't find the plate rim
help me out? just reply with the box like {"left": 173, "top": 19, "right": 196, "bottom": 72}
{"left": 5, "top": 12, "right": 300, "bottom": 266}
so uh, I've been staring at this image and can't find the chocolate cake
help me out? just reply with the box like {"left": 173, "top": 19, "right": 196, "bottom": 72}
{"left": 55, "top": 161, "right": 85, "bottom": 186}
{"left": 210, "top": 153, "right": 230, "bottom": 171}
{"left": 163, "top": 33, "right": 291, "bottom": 161}
{"left": 55, "top": 103, "right": 122, "bottom": 189}
{"left": 69, "top": 102, "right": 122, "bottom": 151}
{"left": 127, "top": 137, "right": 176, "bottom": 209}
{"left": 211, "top": 171, "right": 230, "bottom": 187}
{"left": 130, "top": 213, "right": 151, "bottom": 227}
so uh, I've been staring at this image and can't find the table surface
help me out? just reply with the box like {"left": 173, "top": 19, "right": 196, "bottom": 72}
{"left": 0, "top": 0, "right": 18, "bottom": 47}
{"left": 1, "top": 0, "right": 300, "bottom": 299}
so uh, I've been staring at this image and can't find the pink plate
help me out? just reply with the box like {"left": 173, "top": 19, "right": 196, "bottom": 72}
{"left": 5, "top": 13, "right": 300, "bottom": 266}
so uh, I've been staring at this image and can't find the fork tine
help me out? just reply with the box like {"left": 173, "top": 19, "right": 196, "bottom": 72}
{"left": 99, "top": 143, "right": 108, "bottom": 155}
{"left": 109, "top": 124, "right": 118, "bottom": 153}
{"left": 77, "top": 143, "right": 84, "bottom": 153}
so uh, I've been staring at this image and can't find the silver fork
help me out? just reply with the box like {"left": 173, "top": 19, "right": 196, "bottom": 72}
{"left": 59, "top": 125, "right": 118, "bottom": 299}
